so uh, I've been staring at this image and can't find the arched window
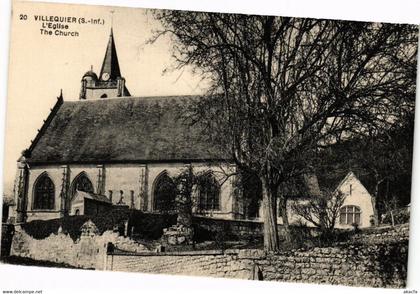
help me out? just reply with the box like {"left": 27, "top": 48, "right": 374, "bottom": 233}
{"left": 153, "top": 172, "right": 176, "bottom": 211}
{"left": 33, "top": 173, "right": 55, "bottom": 210}
{"left": 197, "top": 173, "right": 220, "bottom": 211}
{"left": 340, "top": 205, "right": 361, "bottom": 225}
{"left": 100, "top": 94, "right": 107, "bottom": 98}
{"left": 71, "top": 172, "right": 94, "bottom": 199}
{"left": 241, "top": 172, "right": 262, "bottom": 219}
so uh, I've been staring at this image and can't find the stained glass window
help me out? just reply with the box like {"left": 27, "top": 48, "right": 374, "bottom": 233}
{"left": 153, "top": 172, "right": 176, "bottom": 212}
{"left": 33, "top": 174, "right": 55, "bottom": 210}
{"left": 198, "top": 173, "right": 220, "bottom": 211}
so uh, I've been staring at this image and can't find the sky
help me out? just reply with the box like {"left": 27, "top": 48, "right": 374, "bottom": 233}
{"left": 3, "top": 1, "right": 208, "bottom": 194}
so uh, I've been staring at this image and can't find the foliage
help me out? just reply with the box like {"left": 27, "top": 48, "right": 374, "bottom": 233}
{"left": 382, "top": 208, "right": 410, "bottom": 225}
{"left": 128, "top": 211, "right": 177, "bottom": 240}
{"left": 21, "top": 216, "right": 90, "bottom": 241}
{"left": 291, "top": 190, "right": 345, "bottom": 232}
{"left": 21, "top": 207, "right": 131, "bottom": 241}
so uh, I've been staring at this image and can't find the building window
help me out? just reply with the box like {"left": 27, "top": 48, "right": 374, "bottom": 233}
{"left": 339, "top": 205, "right": 361, "bottom": 225}
{"left": 100, "top": 94, "right": 107, "bottom": 98}
{"left": 71, "top": 172, "right": 94, "bottom": 199}
{"left": 198, "top": 173, "right": 220, "bottom": 211}
{"left": 153, "top": 172, "right": 176, "bottom": 212}
{"left": 33, "top": 173, "right": 55, "bottom": 210}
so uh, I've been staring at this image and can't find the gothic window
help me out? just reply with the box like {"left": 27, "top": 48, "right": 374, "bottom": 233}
{"left": 153, "top": 172, "right": 176, "bottom": 212}
{"left": 339, "top": 205, "right": 361, "bottom": 225}
{"left": 33, "top": 173, "right": 55, "bottom": 210}
{"left": 71, "top": 172, "right": 94, "bottom": 199}
{"left": 198, "top": 173, "right": 220, "bottom": 211}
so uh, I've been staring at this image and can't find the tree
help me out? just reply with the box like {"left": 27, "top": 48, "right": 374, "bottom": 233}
{"left": 152, "top": 11, "right": 418, "bottom": 251}
{"left": 291, "top": 190, "right": 345, "bottom": 233}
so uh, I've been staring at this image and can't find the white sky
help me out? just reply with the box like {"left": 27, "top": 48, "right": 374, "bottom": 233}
{"left": 3, "top": 1, "right": 208, "bottom": 192}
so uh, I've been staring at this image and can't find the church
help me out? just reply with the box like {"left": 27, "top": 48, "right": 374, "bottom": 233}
{"left": 12, "top": 28, "right": 247, "bottom": 223}
{"left": 11, "top": 29, "right": 375, "bottom": 229}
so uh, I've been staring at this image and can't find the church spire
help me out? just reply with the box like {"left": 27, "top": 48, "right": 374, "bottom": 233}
{"left": 80, "top": 27, "right": 130, "bottom": 100}
{"left": 99, "top": 28, "right": 122, "bottom": 81}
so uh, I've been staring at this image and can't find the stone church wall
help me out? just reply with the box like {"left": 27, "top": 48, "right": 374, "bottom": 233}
{"left": 25, "top": 165, "right": 65, "bottom": 221}
{"left": 24, "top": 162, "right": 237, "bottom": 222}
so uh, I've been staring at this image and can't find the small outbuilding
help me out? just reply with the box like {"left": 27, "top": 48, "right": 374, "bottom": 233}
{"left": 70, "top": 190, "right": 112, "bottom": 216}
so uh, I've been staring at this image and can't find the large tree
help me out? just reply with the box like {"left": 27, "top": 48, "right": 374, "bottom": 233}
{"left": 152, "top": 11, "right": 418, "bottom": 251}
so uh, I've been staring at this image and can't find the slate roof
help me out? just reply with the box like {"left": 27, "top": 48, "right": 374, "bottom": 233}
{"left": 74, "top": 190, "right": 112, "bottom": 204}
{"left": 25, "top": 96, "right": 225, "bottom": 164}
{"left": 100, "top": 28, "right": 122, "bottom": 81}
{"left": 282, "top": 173, "right": 322, "bottom": 198}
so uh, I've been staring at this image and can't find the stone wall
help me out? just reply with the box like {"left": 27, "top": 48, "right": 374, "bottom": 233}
{"left": 9, "top": 221, "right": 149, "bottom": 269}
{"left": 106, "top": 250, "right": 250, "bottom": 279}
{"left": 106, "top": 241, "right": 408, "bottom": 288}
{"left": 7, "top": 220, "right": 409, "bottom": 288}
{"left": 348, "top": 223, "right": 409, "bottom": 245}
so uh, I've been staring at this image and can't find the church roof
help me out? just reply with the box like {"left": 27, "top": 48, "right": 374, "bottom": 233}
{"left": 99, "top": 28, "right": 121, "bottom": 80}
{"left": 25, "top": 96, "right": 226, "bottom": 164}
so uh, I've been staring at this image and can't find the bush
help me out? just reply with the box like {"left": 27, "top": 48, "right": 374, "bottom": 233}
{"left": 21, "top": 216, "right": 90, "bottom": 241}
{"left": 22, "top": 207, "right": 131, "bottom": 241}
{"left": 128, "top": 211, "right": 177, "bottom": 240}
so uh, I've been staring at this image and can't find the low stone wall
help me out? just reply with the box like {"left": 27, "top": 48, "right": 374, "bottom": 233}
{"left": 106, "top": 250, "right": 250, "bottom": 279}
{"left": 106, "top": 241, "right": 408, "bottom": 288}
{"left": 9, "top": 221, "right": 149, "bottom": 269}
{"left": 348, "top": 223, "right": 409, "bottom": 245}
{"left": 7, "top": 219, "right": 410, "bottom": 288}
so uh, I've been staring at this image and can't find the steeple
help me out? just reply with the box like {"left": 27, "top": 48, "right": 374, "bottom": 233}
{"left": 99, "top": 28, "right": 121, "bottom": 81}
{"left": 79, "top": 27, "right": 130, "bottom": 100}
